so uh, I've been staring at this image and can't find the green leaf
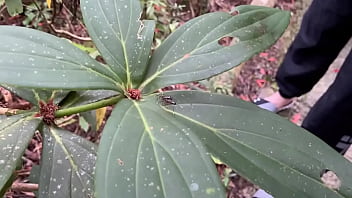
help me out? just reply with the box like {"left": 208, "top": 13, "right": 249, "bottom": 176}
{"left": 29, "top": 164, "right": 41, "bottom": 184}
{"left": 0, "top": 0, "right": 4, "bottom": 6}
{"left": 29, "top": 164, "right": 41, "bottom": 197}
{"left": 81, "top": 0, "right": 155, "bottom": 86}
{"left": 39, "top": 126, "right": 97, "bottom": 198}
{"left": 71, "top": 42, "right": 97, "bottom": 54}
{"left": 1, "top": 84, "right": 68, "bottom": 105}
{"left": 0, "top": 114, "right": 40, "bottom": 191}
{"left": 0, "top": 173, "right": 15, "bottom": 197}
{"left": 59, "top": 90, "right": 118, "bottom": 108}
{"left": 95, "top": 98, "right": 225, "bottom": 198}
{"left": 164, "top": 90, "right": 352, "bottom": 198}
{"left": 80, "top": 111, "right": 97, "bottom": 132}
{"left": 5, "top": 0, "right": 23, "bottom": 16}
{"left": 79, "top": 116, "right": 90, "bottom": 132}
{"left": 0, "top": 26, "right": 121, "bottom": 91}
{"left": 140, "top": 6, "right": 290, "bottom": 93}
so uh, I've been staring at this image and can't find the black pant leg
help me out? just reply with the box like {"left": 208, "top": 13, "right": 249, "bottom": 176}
{"left": 302, "top": 49, "right": 352, "bottom": 152}
{"left": 276, "top": 0, "right": 352, "bottom": 98}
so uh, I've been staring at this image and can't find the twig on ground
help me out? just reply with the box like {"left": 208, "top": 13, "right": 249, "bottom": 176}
{"left": 189, "top": 1, "right": 195, "bottom": 18}
{"left": 49, "top": 24, "right": 91, "bottom": 41}
{"left": 11, "top": 183, "right": 38, "bottom": 192}
{"left": 0, "top": 5, "right": 7, "bottom": 14}
{"left": 32, "top": 0, "right": 91, "bottom": 41}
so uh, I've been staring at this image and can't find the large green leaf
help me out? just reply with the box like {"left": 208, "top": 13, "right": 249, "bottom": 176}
{"left": 0, "top": 26, "right": 121, "bottom": 91}
{"left": 5, "top": 0, "right": 23, "bottom": 16}
{"left": 0, "top": 114, "right": 40, "bottom": 191}
{"left": 38, "top": 126, "right": 97, "bottom": 198}
{"left": 1, "top": 84, "right": 68, "bottom": 106}
{"left": 59, "top": 90, "right": 118, "bottom": 108}
{"left": 140, "top": 6, "right": 290, "bottom": 93}
{"left": 81, "top": 0, "right": 155, "bottom": 86}
{"left": 95, "top": 98, "right": 224, "bottom": 198}
{"left": 163, "top": 91, "right": 352, "bottom": 198}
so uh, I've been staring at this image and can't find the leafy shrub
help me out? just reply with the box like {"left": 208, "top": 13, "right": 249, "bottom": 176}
{"left": 0, "top": 0, "right": 351, "bottom": 198}
{"left": 142, "top": 0, "right": 181, "bottom": 47}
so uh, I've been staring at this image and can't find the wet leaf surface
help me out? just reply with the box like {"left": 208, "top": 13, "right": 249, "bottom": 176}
{"left": 38, "top": 126, "right": 97, "bottom": 198}
{"left": 141, "top": 6, "right": 290, "bottom": 93}
{"left": 165, "top": 90, "right": 352, "bottom": 198}
{"left": 0, "top": 26, "right": 120, "bottom": 91}
{"left": 0, "top": 114, "right": 40, "bottom": 191}
{"left": 81, "top": 0, "right": 155, "bottom": 86}
{"left": 59, "top": 90, "right": 118, "bottom": 108}
{"left": 95, "top": 98, "right": 225, "bottom": 198}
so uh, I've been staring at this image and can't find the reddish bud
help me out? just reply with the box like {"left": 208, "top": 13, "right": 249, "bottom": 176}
{"left": 37, "top": 99, "right": 59, "bottom": 125}
{"left": 127, "top": 89, "right": 142, "bottom": 100}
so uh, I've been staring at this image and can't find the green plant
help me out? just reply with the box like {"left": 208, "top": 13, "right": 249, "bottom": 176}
{"left": 142, "top": 0, "right": 181, "bottom": 48}
{"left": 22, "top": 1, "right": 52, "bottom": 29}
{"left": 0, "top": 1, "right": 351, "bottom": 198}
{"left": 2, "top": 0, "right": 23, "bottom": 16}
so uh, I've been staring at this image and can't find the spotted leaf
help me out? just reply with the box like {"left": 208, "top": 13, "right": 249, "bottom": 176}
{"left": 94, "top": 98, "right": 225, "bottom": 198}
{"left": 38, "top": 126, "right": 97, "bottom": 198}
{"left": 0, "top": 114, "right": 40, "bottom": 192}
{"left": 140, "top": 6, "right": 290, "bottom": 93}
{"left": 81, "top": 0, "right": 155, "bottom": 86}
{"left": 164, "top": 91, "right": 352, "bottom": 198}
{"left": 0, "top": 26, "right": 121, "bottom": 91}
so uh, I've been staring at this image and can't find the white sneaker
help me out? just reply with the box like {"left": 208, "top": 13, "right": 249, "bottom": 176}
{"left": 252, "top": 189, "right": 274, "bottom": 198}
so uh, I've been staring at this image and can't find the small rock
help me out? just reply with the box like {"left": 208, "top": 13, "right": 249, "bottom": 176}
{"left": 251, "top": 0, "right": 277, "bottom": 7}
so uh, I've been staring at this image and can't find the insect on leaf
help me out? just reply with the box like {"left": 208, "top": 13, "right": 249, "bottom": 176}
{"left": 164, "top": 91, "right": 352, "bottom": 198}
{"left": 94, "top": 98, "right": 225, "bottom": 198}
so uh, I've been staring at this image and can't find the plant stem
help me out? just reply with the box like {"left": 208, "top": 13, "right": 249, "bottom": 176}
{"left": 55, "top": 95, "right": 123, "bottom": 118}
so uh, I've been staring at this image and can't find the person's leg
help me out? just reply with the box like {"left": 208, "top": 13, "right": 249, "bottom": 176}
{"left": 276, "top": 0, "right": 352, "bottom": 99}
{"left": 302, "top": 50, "right": 352, "bottom": 153}
{"left": 253, "top": 1, "right": 352, "bottom": 197}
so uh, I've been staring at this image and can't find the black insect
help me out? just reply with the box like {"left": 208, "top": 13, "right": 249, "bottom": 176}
{"left": 157, "top": 94, "right": 176, "bottom": 106}
{"left": 157, "top": 94, "right": 177, "bottom": 116}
